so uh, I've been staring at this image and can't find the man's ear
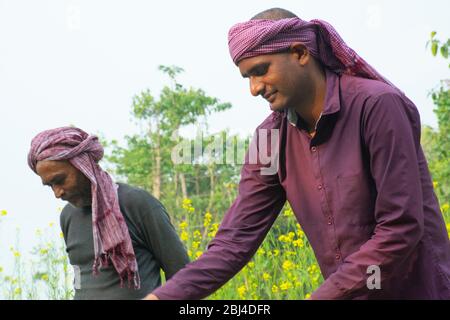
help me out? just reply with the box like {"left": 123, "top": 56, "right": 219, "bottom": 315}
{"left": 289, "top": 42, "right": 310, "bottom": 66}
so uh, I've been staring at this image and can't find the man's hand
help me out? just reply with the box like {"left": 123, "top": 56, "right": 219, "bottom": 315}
{"left": 142, "top": 293, "right": 160, "bottom": 300}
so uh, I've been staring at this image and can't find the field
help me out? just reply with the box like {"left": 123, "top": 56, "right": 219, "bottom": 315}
{"left": 0, "top": 199, "right": 448, "bottom": 300}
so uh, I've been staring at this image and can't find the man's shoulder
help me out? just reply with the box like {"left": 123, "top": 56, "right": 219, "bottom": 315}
{"left": 117, "top": 183, "right": 163, "bottom": 213}
{"left": 340, "top": 74, "right": 401, "bottom": 101}
{"left": 339, "top": 74, "right": 413, "bottom": 117}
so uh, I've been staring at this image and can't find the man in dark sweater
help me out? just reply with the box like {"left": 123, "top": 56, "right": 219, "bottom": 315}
{"left": 28, "top": 127, "right": 189, "bottom": 300}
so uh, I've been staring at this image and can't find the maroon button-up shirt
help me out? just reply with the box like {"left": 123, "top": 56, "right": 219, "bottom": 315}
{"left": 153, "top": 69, "right": 450, "bottom": 299}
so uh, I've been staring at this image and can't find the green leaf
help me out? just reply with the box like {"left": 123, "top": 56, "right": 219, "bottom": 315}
{"left": 440, "top": 45, "right": 448, "bottom": 59}
{"left": 432, "top": 42, "right": 438, "bottom": 56}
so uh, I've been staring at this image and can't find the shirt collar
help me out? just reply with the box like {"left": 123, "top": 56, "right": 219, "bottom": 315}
{"left": 287, "top": 68, "right": 341, "bottom": 127}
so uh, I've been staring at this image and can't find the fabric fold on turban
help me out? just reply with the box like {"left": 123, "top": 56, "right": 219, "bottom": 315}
{"left": 228, "top": 17, "right": 395, "bottom": 87}
{"left": 28, "top": 126, "right": 140, "bottom": 289}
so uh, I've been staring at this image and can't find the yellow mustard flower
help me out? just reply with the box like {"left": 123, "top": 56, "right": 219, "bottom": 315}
{"left": 280, "top": 281, "right": 293, "bottom": 291}
{"left": 179, "top": 221, "right": 188, "bottom": 230}
{"left": 296, "top": 224, "right": 305, "bottom": 237}
{"left": 263, "top": 273, "right": 270, "bottom": 281}
{"left": 293, "top": 239, "right": 304, "bottom": 248}
{"left": 237, "top": 285, "right": 247, "bottom": 298}
{"left": 271, "top": 285, "right": 279, "bottom": 293}
{"left": 182, "top": 198, "right": 192, "bottom": 208}
{"left": 0, "top": 210, "right": 7, "bottom": 216}
{"left": 203, "top": 212, "right": 212, "bottom": 228}
{"left": 192, "top": 241, "right": 200, "bottom": 250}
{"left": 283, "top": 208, "right": 293, "bottom": 217}
{"left": 278, "top": 234, "right": 292, "bottom": 243}
{"left": 282, "top": 260, "right": 295, "bottom": 271}
{"left": 41, "top": 274, "right": 49, "bottom": 281}
{"left": 193, "top": 230, "right": 202, "bottom": 239}
{"left": 208, "top": 223, "right": 219, "bottom": 238}
{"left": 305, "top": 293, "right": 311, "bottom": 299}
{"left": 195, "top": 251, "right": 203, "bottom": 259}
{"left": 182, "top": 198, "right": 195, "bottom": 213}
{"left": 180, "top": 231, "right": 189, "bottom": 241}
{"left": 14, "top": 288, "right": 22, "bottom": 295}
{"left": 308, "top": 264, "right": 319, "bottom": 275}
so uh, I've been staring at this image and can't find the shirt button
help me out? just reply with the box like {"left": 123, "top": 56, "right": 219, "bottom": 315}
{"left": 327, "top": 217, "right": 333, "bottom": 225}
{"left": 335, "top": 254, "right": 341, "bottom": 260}
{"left": 311, "top": 146, "right": 317, "bottom": 152}
{"left": 317, "top": 184, "right": 323, "bottom": 190}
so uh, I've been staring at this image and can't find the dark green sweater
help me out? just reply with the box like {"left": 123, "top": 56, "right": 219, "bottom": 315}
{"left": 60, "top": 183, "right": 190, "bottom": 300}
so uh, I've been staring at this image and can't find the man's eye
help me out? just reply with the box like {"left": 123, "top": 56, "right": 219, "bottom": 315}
{"left": 253, "top": 65, "right": 269, "bottom": 76}
{"left": 51, "top": 177, "right": 65, "bottom": 186}
{"left": 254, "top": 69, "right": 267, "bottom": 76}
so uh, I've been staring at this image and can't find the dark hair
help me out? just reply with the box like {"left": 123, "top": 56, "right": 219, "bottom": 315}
{"left": 251, "top": 8, "right": 298, "bottom": 20}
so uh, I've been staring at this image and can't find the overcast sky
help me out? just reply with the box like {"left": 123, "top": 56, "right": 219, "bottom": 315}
{"left": 0, "top": 0, "right": 449, "bottom": 272}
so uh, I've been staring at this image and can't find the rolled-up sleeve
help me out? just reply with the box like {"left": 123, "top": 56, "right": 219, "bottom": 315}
{"left": 311, "top": 92, "right": 424, "bottom": 299}
{"left": 152, "top": 127, "right": 286, "bottom": 299}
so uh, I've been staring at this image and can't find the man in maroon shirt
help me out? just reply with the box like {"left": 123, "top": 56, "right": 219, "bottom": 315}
{"left": 146, "top": 8, "right": 450, "bottom": 300}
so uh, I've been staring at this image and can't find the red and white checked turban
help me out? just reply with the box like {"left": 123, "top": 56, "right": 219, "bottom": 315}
{"left": 228, "top": 17, "right": 393, "bottom": 86}
{"left": 28, "top": 127, "right": 140, "bottom": 289}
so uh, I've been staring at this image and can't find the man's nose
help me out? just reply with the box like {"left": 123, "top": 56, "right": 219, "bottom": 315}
{"left": 52, "top": 186, "right": 65, "bottom": 199}
{"left": 250, "top": 77, "right": 264, "bottom": 97}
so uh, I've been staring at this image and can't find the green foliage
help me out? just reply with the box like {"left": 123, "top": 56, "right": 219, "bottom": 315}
{"left": 427, "top": 31, "right": 450, "bottom": 64}
{"left": 105, "top": 65, "right": 240, "bottom": 220}
{"left": 0, "top": 220, "right": 73, "bottom": 300}
{"left": 422, "top": 32, "right": 450, "bottom": 203}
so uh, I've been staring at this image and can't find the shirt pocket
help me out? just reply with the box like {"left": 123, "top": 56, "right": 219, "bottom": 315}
{"left": 336, "top": 174, "right": 375, "bottom": 226}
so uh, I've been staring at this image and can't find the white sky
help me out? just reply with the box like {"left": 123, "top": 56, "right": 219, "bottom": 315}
{"left": 0, "top": 0, "right": 449, "bottom": 272}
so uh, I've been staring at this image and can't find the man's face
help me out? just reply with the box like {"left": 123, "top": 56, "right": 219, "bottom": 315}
{"left": 238, "top": 50, "right": 313, "bottom": 112}
{"left": 36, "top": 160, "right": 92, "bottom": 208}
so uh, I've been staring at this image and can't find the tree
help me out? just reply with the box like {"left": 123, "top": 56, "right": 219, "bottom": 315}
{"left": 105, "top": 65, "right": 243, "bottom": 222}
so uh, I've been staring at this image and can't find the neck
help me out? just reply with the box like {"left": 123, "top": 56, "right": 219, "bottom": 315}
{"left": 294, "top": 67, "right": 327, "bottom": 132}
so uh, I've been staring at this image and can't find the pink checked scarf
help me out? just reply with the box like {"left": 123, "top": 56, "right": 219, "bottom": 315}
{"left": 28, "top": 127, "right": 140, "bottom": 289}
{"left": 228, "top": 17, "right": 394, "bottom": 86}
